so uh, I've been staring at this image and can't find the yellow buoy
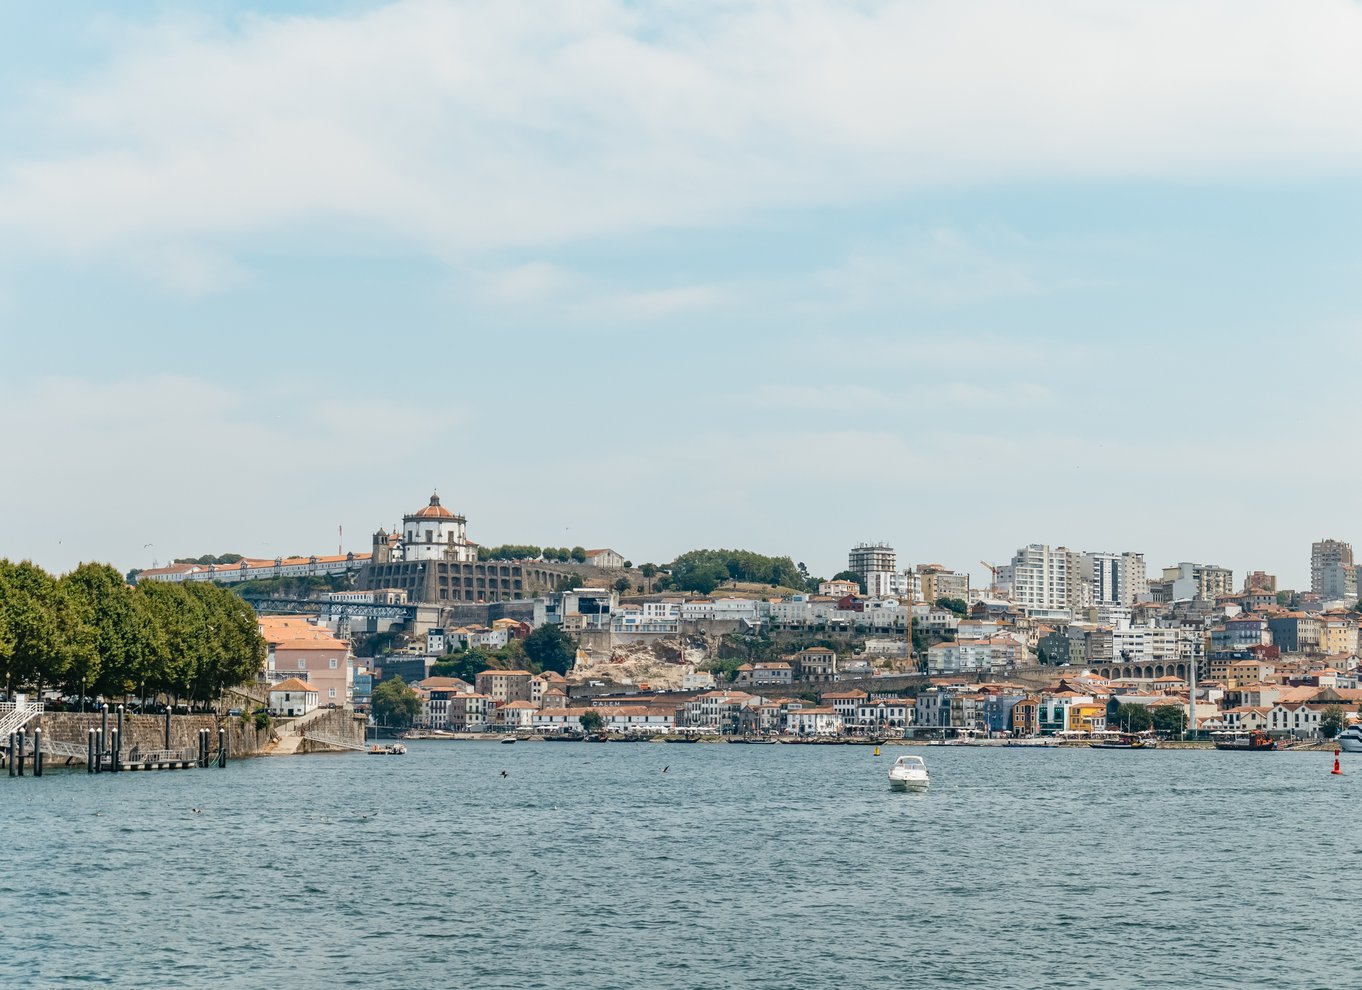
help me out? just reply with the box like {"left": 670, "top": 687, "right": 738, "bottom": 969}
{"left": 874, "top": 746, "right": 880, "bottom": 756}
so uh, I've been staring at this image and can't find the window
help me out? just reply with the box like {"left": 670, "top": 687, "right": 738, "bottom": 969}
{"left": 329, "top": 658, "right": 338, "bottom": 669}
{"left": 329, "top": 688, "right": 337, "bottom": 698}
{"left": 298, "top": 659, "right": 306, "bottom": 670}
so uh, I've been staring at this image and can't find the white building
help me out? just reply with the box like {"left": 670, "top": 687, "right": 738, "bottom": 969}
{"left": 786, "top": 707, "right": 844, "bottom": 736}
{"left": 268, "top": 678, "right": 318, "bottom": 718}
{"left": 583, "top": 549, "right": 626, "bottom": 570}
{"left": 1084, "top": 552, "right": 1148, "bottom": 607}
{"left": 1006, "top": 544, "right": 1087, "bottom": 618}
{"left": 400, "top": 493, "right": 477, "bottom": 563}
{"left": 866, "top": 570, "right": 921, "bottom": 600}
{"left": 1312, "top": 539, "right": 1357, "bottom": 602}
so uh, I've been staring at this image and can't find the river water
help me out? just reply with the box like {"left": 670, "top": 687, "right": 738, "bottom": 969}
{"left": 1, "top": 742, "right": 1357, "bottom": 989}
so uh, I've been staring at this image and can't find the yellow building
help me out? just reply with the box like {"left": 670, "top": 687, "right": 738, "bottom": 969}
{"left": 1318, "top": 614, "right": 1358, "bottom": 656}
{"left": 1070, "top": 702, "right": 1108, "bottom": 734}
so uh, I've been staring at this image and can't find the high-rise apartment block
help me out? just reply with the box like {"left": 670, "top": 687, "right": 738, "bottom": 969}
{"left": 1006, "top": 544, "right": 1088, "bottom": 616}
{"left": 1310, "top": 539, "right": 1357, "bottom": 602}
{"left": 1083, "top": 552, "right": 1148, "bottom": 607}
{"left": 848, "top": 542, "right": 896, "bottom": 579}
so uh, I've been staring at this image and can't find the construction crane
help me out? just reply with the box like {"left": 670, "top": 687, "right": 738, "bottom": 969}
{"left": 979, "top": 561, "right": 1000, "bottom": 598}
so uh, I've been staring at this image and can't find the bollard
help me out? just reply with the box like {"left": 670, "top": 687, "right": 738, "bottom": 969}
{"left": 16, "top": 728, "right": 26, "bottom": 777}
{"left": 6, "top": 733, "right": 13, "bottom": 777}
{"left": 164, "top": 708, "right": 172, "bottom": 751}
{"left": 218, "top": 728, "right": 227, "bottom": 768}
{"left": 116, "top": 706, "right": 124, "bottom": 761}
{"left": 100, "top": 704, "right": 109, "bottom": 753}
{"left": 110, "top": 728, "right": 120, "bottom": 773}
{"left": 33, "top": 728, "right": 42, "bottom": 777}
{"left": 88, "top": 729, "right": 97, "bottom": 774}
{"left": 197, "top": 729, "right": 206, "bottom": 768}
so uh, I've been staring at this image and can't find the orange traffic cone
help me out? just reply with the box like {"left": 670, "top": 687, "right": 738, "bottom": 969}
{"left": 1331, "top": 749, "right": 1342, "bottom": 776}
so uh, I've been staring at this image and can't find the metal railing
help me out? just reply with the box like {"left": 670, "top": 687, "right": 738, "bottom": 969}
{"left": 303, "top": 731, "right": 369, "bottom": 752}
{"left": 0, "top": 701, "right": 44, "bottom": 738}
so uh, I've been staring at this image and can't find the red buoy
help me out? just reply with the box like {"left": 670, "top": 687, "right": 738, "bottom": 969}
{"left": 1332, "top": 749, "right": 1342, "bottom": 775}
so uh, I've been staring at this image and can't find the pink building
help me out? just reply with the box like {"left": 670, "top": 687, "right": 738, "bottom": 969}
{"left": 260, "top": 616, "right": 353, "bottom": 709}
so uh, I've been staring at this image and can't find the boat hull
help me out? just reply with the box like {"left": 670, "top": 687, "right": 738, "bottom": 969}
{"left": 1338, "top": 735, "right": 1362, "bottom": 754}
{"left": 888, "top": 776, "right": 929, "bottom": 791}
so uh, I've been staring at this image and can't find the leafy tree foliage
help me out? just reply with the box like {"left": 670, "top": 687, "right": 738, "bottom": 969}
{"left": 0, "top": 559, "right": 265, "bottom": 707}
{"left": 1320, "top": 704, "right": 1347, "bottom": 738}
{"left": 1111, "top": 703, "right": 1153, "bottom": 732}
{"left": 478, "top": 545, "right": 544, "bottom": 562}
{"left": 174, "top": 553, "right": 245, "bottom": 565}
{"left": 664, "top": 549, "right": 804, "bottom": 595}
{"left": 935, "top": 597, "right": 969, "bottom": 617}
{"left": 372, "top": 675, "right": 422, "bottom": 727}
{"left": 570, "top": 546, "right": 588, "bottom": 563}
{"left": 578, "top": 709, "right": 605, "bottom": 733}
{"left": 613, "top": 577, "right": 631, "bottom": 594}
{"left": 524, "top": 624, "right": 578, "bottom": 676}
{"left": 1150, "top": 705, "right": 1187, "bottom": 736}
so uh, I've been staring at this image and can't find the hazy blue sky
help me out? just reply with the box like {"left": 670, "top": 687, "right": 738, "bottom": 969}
{"left": 2, "top": 0, "right": 1360, "bottom": 589}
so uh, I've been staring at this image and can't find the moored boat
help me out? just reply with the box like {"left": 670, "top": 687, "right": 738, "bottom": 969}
{"left": 1212, "top": 730, "right": 1278, "bottom": 751}
{"left": 888, "top": 754, "right": 930, "bottom": 791}
{"left": 1336, "top": 725, "right": 1362, "bottom": 753}
{"left": 1090, "top": 732, "right": 1158, "bottom": 750}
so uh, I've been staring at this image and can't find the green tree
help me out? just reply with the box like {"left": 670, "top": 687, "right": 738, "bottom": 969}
{"left": 524, "top": 624, "right": 578, "bottom": 675}
{"left": 703, "top": 657, "right": 745, "bottom": 683}
{"left": 640, "top": 563, "right": 658, "bottom": 592}
{"left": 1319, "top": 704, "right": 1347, "bottom": 739}
{"left": 831, "top": 570, "right": 867, "bottom": 594}
{"left": 372, "top": 676, "right": 422, "bottom": 727}
{"left": 579, "top": 709, "right": 605, "bottom": 733}
{"left": 1112, "top": 703, "right": 1153, "bottom": 732}
{"left": 430, "top": 647, "right": 495, "bottom": 683}
{"left": 666, "top": 549, "right": 804, "bottom": 594}
{"left": 613, "top": 577, "right": 631, "bottom": 595}
{"left": 936, "top": 597, "right": 968, "bottom": 617}
{"left": 1150, "top": 705, "right": 1187, "bottom": 737}
{"left": 0, "top": 560, "right": 68, "bottom": 697}
{"left": 570, "top": 546, "right": 588, "bottom": 564}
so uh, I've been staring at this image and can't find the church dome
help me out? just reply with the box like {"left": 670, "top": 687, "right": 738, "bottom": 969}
{"left": 409, "top": 493, "right": 455, "bottom": 520}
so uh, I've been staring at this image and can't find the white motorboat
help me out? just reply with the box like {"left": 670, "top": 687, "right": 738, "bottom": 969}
{"left": 887, "top": 755, "right": 930, "bottom": 791}
{"left": 1337, "top": 726, "right": 1362, "bottom": 753}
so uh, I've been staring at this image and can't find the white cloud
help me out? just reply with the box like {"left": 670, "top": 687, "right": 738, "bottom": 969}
{"left": 3, "top": 0, "right": 1362, "bottom": 281}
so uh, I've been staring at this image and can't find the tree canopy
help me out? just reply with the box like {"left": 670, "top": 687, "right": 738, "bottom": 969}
{"left": 936, "top": 597, "right": 969, "bottom": 617}
{"left": 661, "top": 549, "right": 804, "bottom": 595}
{"left": 372, "top": 676, "right": 422, "bottom": 727}
{"left": 524, "top": 624, "right": 578, "bottom": 676}
{"left": 578, "top": 709, "right": 605, "bottom": 733}
{"left": 1320, "top": 704, "right": 1347, "bottom": 739}
{"left": 831, "top": 570, "right": 867, "bottom": 595}
{"left": 0, "top": 559, "right": 266, "bottom": 707}
{"left": 478, "top": 545, "right": 543, "bottom": 562}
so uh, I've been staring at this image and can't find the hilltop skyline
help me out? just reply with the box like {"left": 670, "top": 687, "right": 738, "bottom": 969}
{"left": 3, "top": 1, "right": 1361, "bottom": 589}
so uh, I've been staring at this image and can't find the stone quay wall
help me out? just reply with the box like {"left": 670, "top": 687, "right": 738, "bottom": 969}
{"left": 296, "top": 708, "right": 368, "bottom": 754}
{"left": 37, "top": 712, "right": 272, "bottom": 758}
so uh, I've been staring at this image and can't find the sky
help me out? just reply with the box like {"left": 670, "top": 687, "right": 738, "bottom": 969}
{"left": 1, "top": 0, "right": 1361, "bottom": 590}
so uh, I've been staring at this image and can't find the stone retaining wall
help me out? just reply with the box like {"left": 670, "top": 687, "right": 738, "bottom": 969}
{"left": 37, "top": 712, "right": 272, "bottom": 758}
